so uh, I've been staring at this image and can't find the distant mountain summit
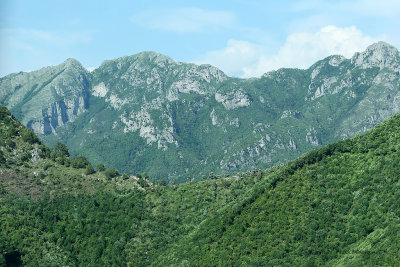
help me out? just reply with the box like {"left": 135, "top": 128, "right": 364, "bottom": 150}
{"left": 1, "top": 42, "right": 399, "bottom": 182}
{"left": 352, "top": 41, "right": 400, "bottom": 70}
{"left": 0, "top": 57, "right": 90, "bottom": 134}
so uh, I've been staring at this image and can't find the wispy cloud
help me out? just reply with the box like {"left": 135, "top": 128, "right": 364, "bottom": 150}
{"left": 291, "top": 0, "right": 400, "bottom": 17}
{"left": 1, "top": 28, "right": 94, "bottom": 47}
{"left": 196, "top": 26, "right": 383, "bottom": 78}
{"left": 195, "top": 39, "right": 267, "bottom": 77}
{"left": 131, "top": 7, "right": 235, "bottom": 33}
{"left": 288, "top": 0, "right": 400, "bottom": 35}
{"left": 342, "top": 0, "right": 400, "bottom": 17}
{"left": 0, "top": 28, "right": 95, "bottom": 76}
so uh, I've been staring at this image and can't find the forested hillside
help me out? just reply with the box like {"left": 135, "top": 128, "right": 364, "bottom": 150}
{"left": 0, "top": 105, "right": 263, "bottom": 266}
{"left": 1, "top": 105, "right": 400, "bottom": 266}
{"left": 155, "top": 113, "right": 400, "bottom": 266}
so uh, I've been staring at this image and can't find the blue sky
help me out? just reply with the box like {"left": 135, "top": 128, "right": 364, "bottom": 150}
{"left": 1, "top": 0, "right": 399, "bottom": 78}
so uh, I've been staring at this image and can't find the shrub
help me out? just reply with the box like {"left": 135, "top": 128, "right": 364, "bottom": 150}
{"left": 43, "top": 163, "right": 53, "bottom": 170}
{"left": 5, "top": 140, "right": 16, "bottom": 149}
{"left": 97, "top": 163, "right": 106, "bottom": 172}
{"left": 56, "top": 157, "right": 65, "bottom": 165}
{"left": 208, "top": 172, "right": 217, "bottom": 180}
{"left": 85, "top": 164, "right": 95, "bottom": 175}
{"left": 105, "top": 168, "right": 119, "bottom": 179}
{"left": 71, "top": 156, "right": 90, "bottom": 169}
{"left": 64, "top": 158, "right": 71, "bottom": 167}
{"left": 20, "top": 151, "right": 31, "bottom": 162}
{"left": 21, "top": 128, "right": 39, "bottom": 144}
{"left": 138, "top": 178, "right": 148, "bottom": 188}
{"left": 54, "top": 142, "right": 69, "bottom": 157}
{"left": 37, "top": 172, "right": 46, "bottom": 179}
{"left": 0, "top": 106, "right": 10, "bottom": 120}
{"left": 7, "top": 125, "right": 19, "bottom": 137}
{"left": 0, "top": 151, "right": 6, "bottom": 165}
{"left": 38, "top": 145, "right": 51, "bottom": 159}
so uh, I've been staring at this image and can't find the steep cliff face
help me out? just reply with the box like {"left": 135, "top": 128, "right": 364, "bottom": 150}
{"left": 88, "top": 52, "right": 227, "bottom": 149}
{"left": 1, "top": 42, "right": 399, "bottom": 182}
{"left": 0, "top": 58, "right": 91, "bottom": 134}
{"left": 336, "top": 42, "right": 400, "bottom": 138}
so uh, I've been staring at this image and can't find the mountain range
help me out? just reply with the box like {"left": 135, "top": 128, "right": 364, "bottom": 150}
{"left": 1, "top": 41, "right": 399, "bottom": 182}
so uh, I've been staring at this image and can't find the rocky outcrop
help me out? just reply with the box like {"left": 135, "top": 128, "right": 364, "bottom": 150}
{"left": 27, "top": 93, "right": 89, "bottom": 134}
{"left": 215, "top": 89, "right": 251, "bottom": 110}
{"left": 0, "top": 58, "right": 91, "bottom": 134}
{"left": 352, "top": 41, "right": 400, "bottom": 70}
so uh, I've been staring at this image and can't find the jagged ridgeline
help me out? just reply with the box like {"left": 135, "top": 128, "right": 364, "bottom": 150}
{"left": 1, "top": 42, "right": 400, "bottom": 181}
{"left": 1, "top": 105, "right": 400, "bottom": 265}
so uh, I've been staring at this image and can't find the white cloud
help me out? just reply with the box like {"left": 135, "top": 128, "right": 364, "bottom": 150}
{"left": 131, "top": 7, "right": 235, "bottom": 33}
{"left": 287, "top": 1, "right": 400, "bottom": 41}
{"left": 196, "top": 25, "right": 382, "bottom": 78}
{"left": 196, "top": 40, "right": 268, "bottom": 77}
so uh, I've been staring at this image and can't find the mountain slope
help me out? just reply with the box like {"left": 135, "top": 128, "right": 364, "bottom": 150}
{"left": 1, "top": 42, "right": 400, "bottom": 182}
{"left": 0, "top": 105, "right": 263, "bottom": 265}
{"left": 1, "top": 107, "right": 399, "bottom": 266}
{"left": 153, "top": 112, "right": 400, "bottom": 266}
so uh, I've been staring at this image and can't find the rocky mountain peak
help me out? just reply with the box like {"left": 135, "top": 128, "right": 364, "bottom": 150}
{"left": 92, "top": 51, "right": 228, "bottom": 103}
{"left": 352, "top": 41, "right": 399, "bottom": 70}
{"left": 61, "top": 58, "right": 87, "bottom": 71}
{"left": 367, "top": 41, "right": 397, "bottom": 52}
{"left": 98, "top": 51, "right": 176, "bottom": 72}
{"left": 137, "top": 51, "right": 175, "bottom": 64}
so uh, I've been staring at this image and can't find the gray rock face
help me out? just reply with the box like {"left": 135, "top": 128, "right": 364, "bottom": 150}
{"left": 27, "top": 94, "right": 89, "bottom": 134}
{"left": 215, "top": 89, "right": 251, "bottom": 110}
{"left": 0, "top": 58, "right": 91, "bottom": 134}
{"left": 1, "top": 42, "right": 400, "bottom": 182}
{"left": 352, "top": 41, "right": 400, "bottom": 70}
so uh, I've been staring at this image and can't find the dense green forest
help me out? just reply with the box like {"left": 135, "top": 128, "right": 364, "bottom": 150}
{"left": 1, "top": 104, "right": 400, "bottom": 266}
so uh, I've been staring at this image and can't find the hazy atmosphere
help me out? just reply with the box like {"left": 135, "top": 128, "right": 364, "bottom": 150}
{"left": 1, "top": 0, "right": 399, "bottom": 77}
